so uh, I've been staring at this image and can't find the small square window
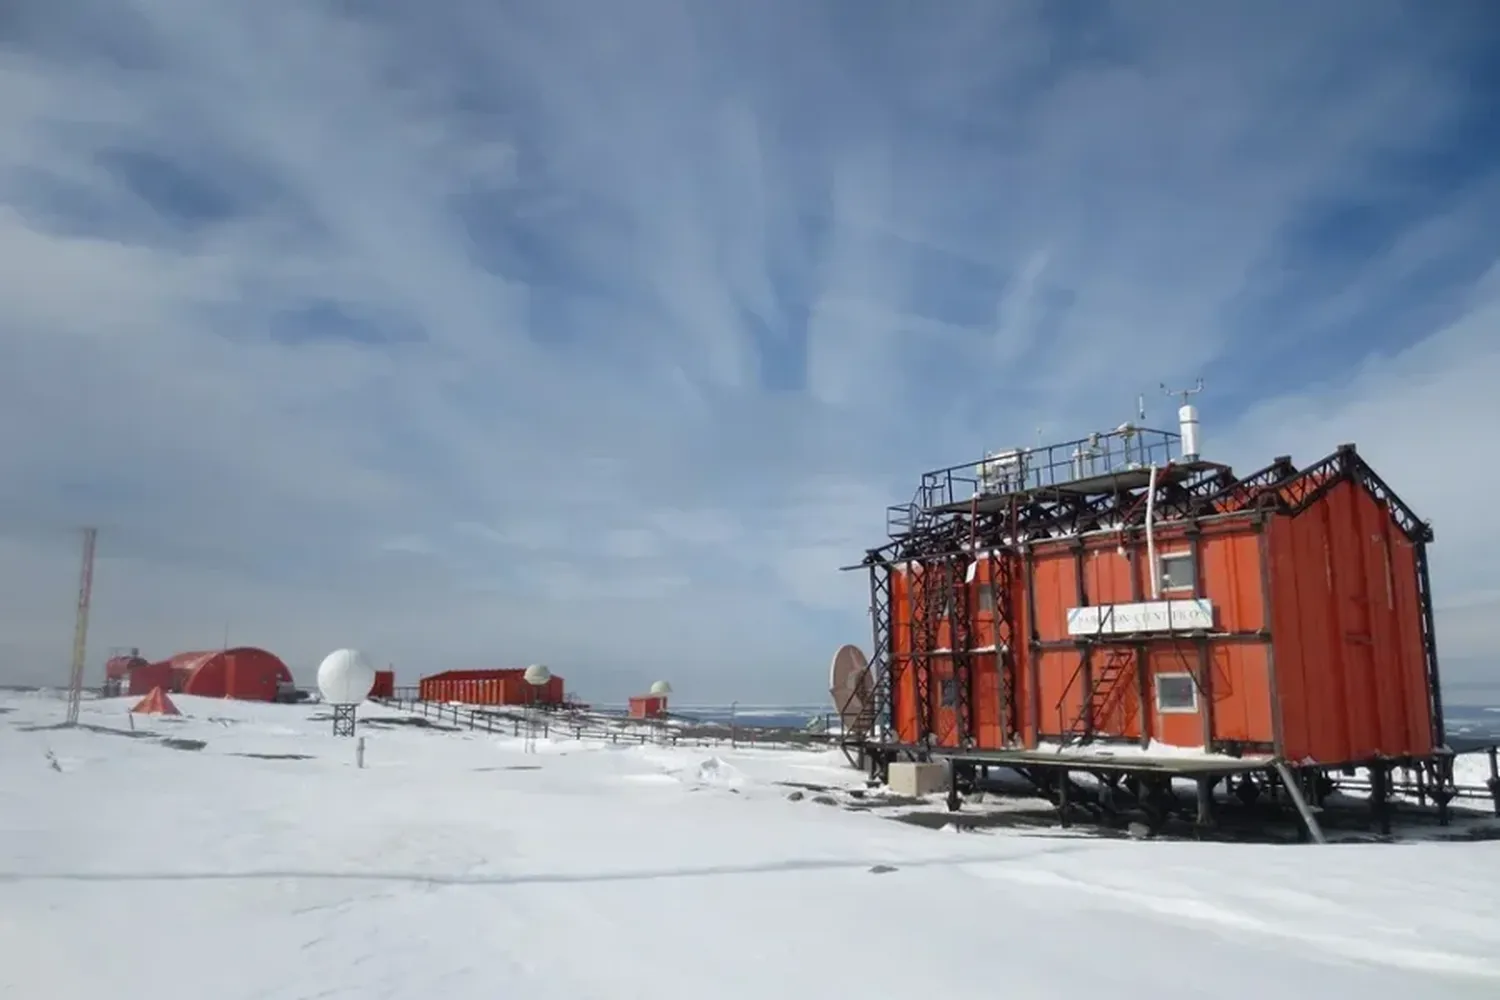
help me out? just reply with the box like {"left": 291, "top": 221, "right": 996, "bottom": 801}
{"left": 1155, "top": 673, "right": 1198, "bottom": 714}
{"left": 1158, "top": 551, "right": 1196, "bottom": 593}
{"left": 940, "top": 678, "right": 958, "bottom": 707}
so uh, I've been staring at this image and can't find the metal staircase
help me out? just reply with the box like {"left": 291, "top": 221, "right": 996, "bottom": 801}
{"left": 1064, "top": 647, "right": 1137, "bottom": 743}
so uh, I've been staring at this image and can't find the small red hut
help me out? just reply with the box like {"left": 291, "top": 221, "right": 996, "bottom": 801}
{"left": 628, "top": 694, "right": 669, "bottom": 719}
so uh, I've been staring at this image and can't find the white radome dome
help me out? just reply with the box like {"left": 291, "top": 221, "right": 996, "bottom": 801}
{"left": 523, "top": 664, "right": 551, "bottom": 686}
{"left": 317, "top": 648, "right": 376, "bottom": 706}
{"left": 649, "top": 680, "right": 672, "bottom": 696}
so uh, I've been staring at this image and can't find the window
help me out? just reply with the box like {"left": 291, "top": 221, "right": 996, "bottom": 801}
{"left": 1158, "top": 551, "right": 1196, "bottom": 593}
{"left": 1155, "top": 673, "right": 1198, "bottom": 714}
{"left": 940, "top": 678, "right": 958, "bottom": 707}
{"left": 977, "top": 584, "right": 996, "bottom": 613}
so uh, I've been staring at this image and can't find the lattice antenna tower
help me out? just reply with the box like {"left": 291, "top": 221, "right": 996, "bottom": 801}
{"left": 65, "top": 527, "right": 99, "bottom": 727}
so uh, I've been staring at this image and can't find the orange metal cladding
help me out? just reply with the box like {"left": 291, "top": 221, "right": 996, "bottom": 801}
{"left": 127, "top": 660, "right": 174, "bottom": 697}
{"left": 892, "top": 522, "right": 1276, "bottom": 752}
{"left": 1267, "top": 479, "right": 1434, "bottom": 763}
{"left": 1028, "top": 522, "right": 1276, "bottom": 750}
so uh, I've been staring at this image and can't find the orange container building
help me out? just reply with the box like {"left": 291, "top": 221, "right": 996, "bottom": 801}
{"left": 418, "top": 669, "right": 565, "bottom": 707}
{"left": 847, "top": 425, "right": 1446, "bottom": 791}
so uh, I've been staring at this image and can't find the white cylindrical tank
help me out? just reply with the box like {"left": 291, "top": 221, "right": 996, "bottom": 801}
{"left": 317, "top": 648, "right": 376, "bottom": 706}
{"left": 523, "top": 664, "right": 551, "bottom": 686}
{"left": 1178, "top": 403, "right": 1201, "bottom": 461}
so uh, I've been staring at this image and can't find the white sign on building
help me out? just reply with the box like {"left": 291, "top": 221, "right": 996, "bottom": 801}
{"left": 1066, "top": 599, "right": 1215, "bottom": 636}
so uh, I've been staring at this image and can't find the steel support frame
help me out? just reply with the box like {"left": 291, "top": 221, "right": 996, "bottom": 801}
{"left": 1414, "top": 541, "right": 1446, "bottom": 744}
{"left": 948, "top": 554, "right": 975, "bottom": 748}
{"left": 331, "top": 704, "right": 357, "bottom": 738}
{"left": 979, "top": 751, "right": 1474, "bottom": 838}
{"left": 989, "top": 546, "right": 1020, "bottom": 745}
{"left": 908, "top": 558, "right": 938, "bottom": 747}
{"left": 866, "top": 560, "right": 894, "bottom": 738}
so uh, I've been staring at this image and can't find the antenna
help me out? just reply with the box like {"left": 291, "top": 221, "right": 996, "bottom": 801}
{"left": 65, "top": 527, "right": 98, "bottom": 727}
{"left": 1137, "top": 394, "right": 1147, "bottom": 422}
{"left": 1162, "top": 377, "right": 1205, "bottom": 405}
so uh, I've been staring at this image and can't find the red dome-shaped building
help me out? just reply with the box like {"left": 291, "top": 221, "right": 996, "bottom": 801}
{"left": 157, "top": 647, "right": 295, "bottom": 701}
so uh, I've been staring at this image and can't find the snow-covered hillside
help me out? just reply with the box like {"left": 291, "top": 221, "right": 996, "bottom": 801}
{"left": 2, "top": 692, "right": 1499, "bottom": 999}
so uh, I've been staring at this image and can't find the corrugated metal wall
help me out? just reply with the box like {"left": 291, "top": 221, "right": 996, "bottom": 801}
{"left": 1268, "top": 479, "right": 1436, "bottom": 763}
{"left": 418, "top": 671, "right": 564, "bottom": 706}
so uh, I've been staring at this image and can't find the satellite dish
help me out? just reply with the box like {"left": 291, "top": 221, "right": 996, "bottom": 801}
{"left": 649, "top": 680, "right": 672, "bottom": 696}
{"left": 828, "top": 644, "right": 873, "bottom": 737}
{"left": 317, "top": 649, "right": 376, "bottom": 706}
{"left": 523, "top": 664, "right": 551, "bottom": 686}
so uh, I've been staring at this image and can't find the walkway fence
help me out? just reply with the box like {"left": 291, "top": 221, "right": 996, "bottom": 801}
{"left": 388, "top": 686, "right": 833, "bottom": 727}
{"left": 375, "top": 695, "right": 842, "bottom": 752}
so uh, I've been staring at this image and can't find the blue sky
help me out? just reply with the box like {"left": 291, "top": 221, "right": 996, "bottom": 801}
{"left": 2, "top": 0, "right": 1499, "bottom": 702}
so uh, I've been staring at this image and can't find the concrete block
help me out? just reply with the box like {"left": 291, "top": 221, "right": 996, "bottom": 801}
{"left": 888, "top": 761, "right": 947, "bottom": 797}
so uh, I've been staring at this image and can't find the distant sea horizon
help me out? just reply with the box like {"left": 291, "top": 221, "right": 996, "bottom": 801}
{"left": 6, "top": 683, "right": 1498, "bottom": 747}
{"left": 685, "top": 700, "right": 1500, "bottom": 748}
{"left": 1442, "top": 702, "right": 1500, "bottom": 748}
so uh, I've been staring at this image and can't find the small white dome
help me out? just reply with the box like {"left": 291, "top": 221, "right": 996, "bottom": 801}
{"left": 649, "top": 680, "right": 672, "bottom": 696}
{"left": 523, "top": 664, "right": 551, "bottom": 686}
{"left": 317, "top": 649, "right": 376, "bottom": 705}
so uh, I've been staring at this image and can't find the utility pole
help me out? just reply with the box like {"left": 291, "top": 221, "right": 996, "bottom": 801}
{"left": 65, "top": 527, "right": 98, "bottom": 727}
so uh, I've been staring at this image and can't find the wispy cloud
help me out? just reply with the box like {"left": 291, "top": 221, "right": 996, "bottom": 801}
{"left": 2, "top": 0, "right": 1498, "bottom": 699}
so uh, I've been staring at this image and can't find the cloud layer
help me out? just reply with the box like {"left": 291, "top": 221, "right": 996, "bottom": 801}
{"left": 2, "top": 0, "right": 1498, "bottom": 701}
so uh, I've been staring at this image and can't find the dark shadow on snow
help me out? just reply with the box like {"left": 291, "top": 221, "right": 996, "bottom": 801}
{"left": 0, "top": 843, "right": 1092, "bottom": 888}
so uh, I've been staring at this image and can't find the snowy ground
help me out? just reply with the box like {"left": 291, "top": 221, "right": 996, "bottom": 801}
{"left": 4, "top": 692, "right": 1500, "bottom": 999}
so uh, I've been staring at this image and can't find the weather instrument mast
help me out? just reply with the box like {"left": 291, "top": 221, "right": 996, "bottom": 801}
{"left": 1162, "top": 378, "right": 1205, "bottom": 462}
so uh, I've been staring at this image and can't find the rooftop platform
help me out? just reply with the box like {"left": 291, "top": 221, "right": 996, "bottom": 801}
{"left": 887, "top": 425, "right": 1238, "bottom": 535}
{"left": 927, "top": 458, "right": 1228, "bottom": 515}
